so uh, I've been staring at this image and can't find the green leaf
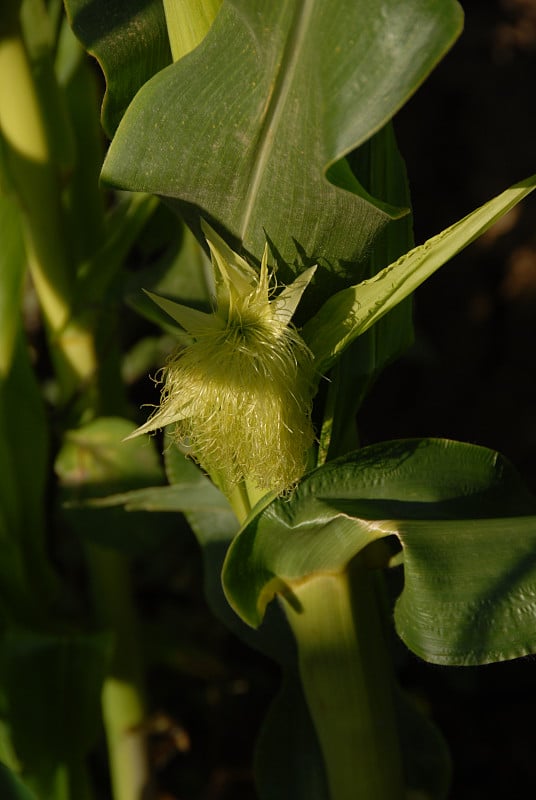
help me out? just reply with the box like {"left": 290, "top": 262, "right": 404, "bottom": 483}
{"left": 318, "top": 123, "right": 414, "bottom": 460}
{"left": 0, "top": 628, "right": 111, "bottom": 798}
{"left": 64, "top": 0, "right": 172, "bottom": 137}
{"left": 0, "top": 194, "right": 25, "bottom": 378}
{"left": 222, "top": 438, "right": 536, "bottom": 665}
{"left": 56, "top": 416, "right": 163, "bottom": 499}
{"left": 101, "top": 0, "right": 463, "bottom": 303}
{"left": 85, "top": 481, "right": 226, "bottom": 513}
{"left": 124, "top": 211, "right": 212, "bottom": 334}
{"left": 254, "top": 671, "right": 330, "bottom": 800}
{"left": 59, "top": 30, "right": 106, "bottom": 265}
{"left": 257, "top": 653, "right": 451, "bottom": 800}
{"left": 303, "top": 175, "right": 536, "bottom": 371}
{"left": 0, "top": 333, "right": 53, "bottom": 615}
{"left": 0, "top": 763, "right": 38, "bottom": 800}
{"left": 162, "top": 0, "right": 222, "bottom": 62}
{"left": 55, "top": 417, "right": 172, "bottom": 555}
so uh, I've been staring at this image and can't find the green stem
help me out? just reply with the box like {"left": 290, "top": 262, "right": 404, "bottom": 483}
{"left": 163, "top": 0, "right": 222, "bottom": 62}
{"left": 0, "top": 2, "right": 97, "bottom": 399}
{"left": 283, "top": 558, "right": 405, "bottom": 800}
{"left": 226, "top": 480, "right": 252, "bottom": 523}
{"left": 87, "top": 547, "right": 152, "bottom": 800}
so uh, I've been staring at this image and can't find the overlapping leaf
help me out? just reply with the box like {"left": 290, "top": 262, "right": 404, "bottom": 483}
{"left": 101, "top": 0, "right": 463, "bottom": 308}
{"left": 304, "top": 175, "right": 536, "bottom": 371}
{"left": 223, "top": 438, "right": 536, "bottom": 665}
{"left": 64, "top": 0, "right": 172, "bottom": 137}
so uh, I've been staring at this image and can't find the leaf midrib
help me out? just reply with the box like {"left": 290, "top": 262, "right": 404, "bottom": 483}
{"left": 238, "top": 0, "right": 315, "bottom": 240}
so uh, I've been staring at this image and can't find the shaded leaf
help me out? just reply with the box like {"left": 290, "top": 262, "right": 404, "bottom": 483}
{"left": 223, "top": 438, "right": 536, "bottom": 665}
{"left": 125, "top": 217, "right": 212, "bottom": 334}
{"left": 254, "top": 671, "right": 329, "bottom": 800}
{"left": 56, "top": 417, "right": 174, "bottom": 555}
{"left": 86, "top": 481, "right": 229, "bottom": 513}
{"left": 0, "top": 628, "right": 111, "bottom": 798}
{"left": 64, "top": 0, "right": 172, "bottom": 137}
{"left": 56, "top": 416, "right": 163, "bottom": 499}
{"left": 254, "top": 674, "right": 451, "bottom": 800}
{"left": 0, "top": 334, "right": 54, "bottom": 614}
{"left": 318, "top": 123, "right": 414, "bottom": 460}
{"left": 0, "top": 195, "right": 25, "bottom": 377}
{"left": 0, "top": 763, "right": 38, "bottom": 800}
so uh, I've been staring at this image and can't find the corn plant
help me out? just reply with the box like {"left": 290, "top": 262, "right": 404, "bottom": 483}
{"left": 1, "top": 1, "right": 536, "bottom": 799}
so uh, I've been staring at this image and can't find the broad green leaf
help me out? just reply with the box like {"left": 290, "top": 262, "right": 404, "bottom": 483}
{"left": 303, "top": 175, "right": 536, "bottom": 371}
{"left": 64, "top": 0, "right": 171, "bottom": 137}
{"left": 101, "top": 0, "right": 463, "bottom": 307}
{"left": 56, "top": 416, "right": 163, "bottom": 499}
{"left": 55, "top": 416, "right": 175, "bottom": 555}
{"left": 223, "top": 438, "right": 536, "bottom": 665}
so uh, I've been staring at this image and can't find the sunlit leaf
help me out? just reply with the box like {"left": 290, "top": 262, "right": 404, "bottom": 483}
{"left": 303, "top": 175, "right": 536, "bottom": 371}
{"left": 223, "top": 438, "right": 536, "bottom": 665}
{"left": 101, "top": 0, "right": 463, "bottom": 309}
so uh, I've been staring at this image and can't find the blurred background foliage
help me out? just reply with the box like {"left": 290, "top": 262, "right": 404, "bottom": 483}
{"left": 362, "top": 1, "right": 536, "bottom": 797}
{"left": 1, "top": 1, "right": 535, "bottom": 798}
{"left": 103, "top": 2, "right": 536, "bottom": 798}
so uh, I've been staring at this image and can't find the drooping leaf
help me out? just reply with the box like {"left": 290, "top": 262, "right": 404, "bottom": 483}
{"left": 101, "top": 0, "right": 463, "bottom": 309}
{"left": 223, "top": 438, "right": 536, "bottom": 665}
{"left": 303, "top": 175, "right": 536, "bottom": 372}
{"left": 64, "top": 0, "right": 172, "bottom": 137}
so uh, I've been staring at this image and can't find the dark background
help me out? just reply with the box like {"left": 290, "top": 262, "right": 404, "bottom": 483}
{"left": 132, "top": 2, "right": 536, "bottom": 798}
{"left": 362, "top": 0, "right": 536, "bottom": 797}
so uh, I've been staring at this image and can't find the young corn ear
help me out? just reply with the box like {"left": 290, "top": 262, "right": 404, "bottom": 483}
{"left": 128, "top": 223, "right": 317, "bottom": 495}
